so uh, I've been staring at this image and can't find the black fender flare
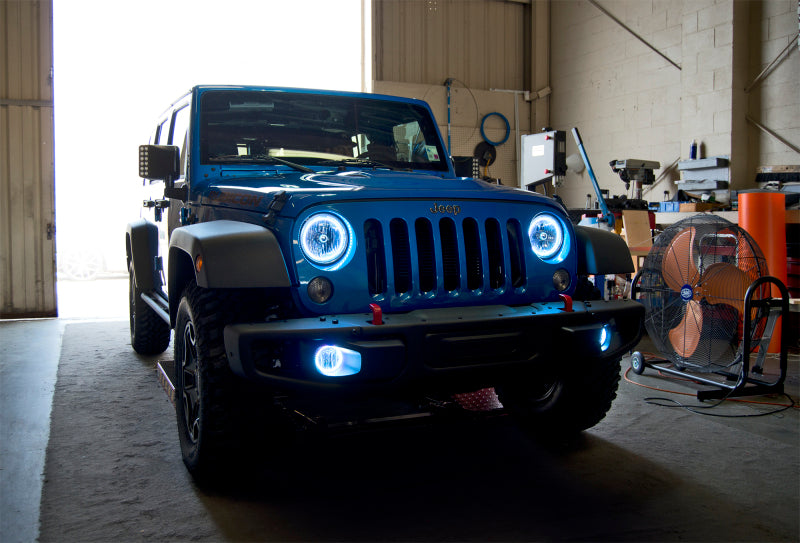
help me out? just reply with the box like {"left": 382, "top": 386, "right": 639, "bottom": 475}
{"left": 126, "top": 219, "right": 161, "bottom": 292}
{"left": 168, "top": 221, "right": 291, "bottom": 323}
{"left": 574, "top": 225, "right": 635, "bottom": 276}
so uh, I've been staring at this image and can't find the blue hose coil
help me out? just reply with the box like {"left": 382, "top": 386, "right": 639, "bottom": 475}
{"left": 480, "top": 112, "right": 510, "bottom": 146}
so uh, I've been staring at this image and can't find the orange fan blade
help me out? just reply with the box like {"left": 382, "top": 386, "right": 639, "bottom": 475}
{"left": 662, "top": 227, "right": 698, "bottom": 292}
{"left": 700, "top": 262, "right": 751, "bottom": 315}
{"left": 669, "top": 299, "right": 703, "bottom": 358}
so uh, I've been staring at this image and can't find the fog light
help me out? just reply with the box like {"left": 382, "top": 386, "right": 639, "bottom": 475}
{"left": 553, "top": 269, "right": 571, "bottom": 292}
{"left": 314, "top": 345, "right": 361, "bottom": 377}
{"left": 308, "top": 277, "right": 333, "bottom": 303}
{"left": 599, "top": 325, "right": 612, "bottom": 352}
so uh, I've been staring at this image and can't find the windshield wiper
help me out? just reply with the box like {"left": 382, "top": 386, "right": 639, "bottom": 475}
{"left": 322, "top": 158, "right": 412, "bottom": 171}
{"left": 209, "top": 154, "right": 313, "bottom": 173}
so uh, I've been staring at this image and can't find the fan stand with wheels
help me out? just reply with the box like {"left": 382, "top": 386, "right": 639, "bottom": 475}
{"left": 630, "top": 214, "right": 790, "bottom": 401}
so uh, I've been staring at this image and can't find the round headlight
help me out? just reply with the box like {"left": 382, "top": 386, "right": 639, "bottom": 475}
{"left": 300, "top": 213, "right": 349, "bottom": 265}
{"left": 528, "top": 214, "right": 564, "bottom": 260}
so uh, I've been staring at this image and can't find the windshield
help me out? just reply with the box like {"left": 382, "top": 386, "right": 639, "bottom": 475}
{"left": 199, "top": 90, "right": 449, "bottom": 172}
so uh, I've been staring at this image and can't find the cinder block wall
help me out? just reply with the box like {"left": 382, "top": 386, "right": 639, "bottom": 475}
{"left": 747, "top": 0, "right": 800, "bottom": 167}
{"left": 551, "top": 0, "right": 799, "bottom": 209}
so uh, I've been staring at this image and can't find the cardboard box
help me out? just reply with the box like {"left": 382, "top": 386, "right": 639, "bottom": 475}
{"left": 679, "top": 202, "right": 723, "bottom": 212}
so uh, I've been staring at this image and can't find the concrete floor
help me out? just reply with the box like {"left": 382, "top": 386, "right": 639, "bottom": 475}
{"left": 1, "top": 278, "right": 128, "bottom": 543}
{"left": 1, "top": 278, "right": 798, "bottom": 541}
{"left": 0, "top": 319, "right": 63, "bottom": 543}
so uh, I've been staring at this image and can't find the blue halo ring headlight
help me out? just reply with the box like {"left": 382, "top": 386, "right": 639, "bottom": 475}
{"left": 300, "top": 213, "right": 350, "bottom": 265}
{"left": 528, "top": 213, "right": 564, "bottom": 261}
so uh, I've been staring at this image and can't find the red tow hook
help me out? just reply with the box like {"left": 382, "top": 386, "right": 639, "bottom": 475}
{"left": 369, "top": 303, "right": 384, "bottom": 325}
{"left": 558, "top": 293, "right": 573, "bottom": 312}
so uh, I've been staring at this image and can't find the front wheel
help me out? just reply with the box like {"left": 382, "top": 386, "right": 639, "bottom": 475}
{"left": 173, "top": 283, "right": 285, "bottom": 482}
{"left": 174, "top": 283, "right": 243, "bottom": 479}
{"left": 497, "top": 356, "right": 622, "bottom": 436}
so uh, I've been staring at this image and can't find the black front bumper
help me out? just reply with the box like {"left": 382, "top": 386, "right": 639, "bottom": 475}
{"left": 224, "top": 299, "right": 644, "bottom": 393}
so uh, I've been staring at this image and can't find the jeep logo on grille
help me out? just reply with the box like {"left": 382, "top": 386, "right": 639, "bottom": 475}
{"left": 430, "top": 202, "right": 461, "bottom": 215}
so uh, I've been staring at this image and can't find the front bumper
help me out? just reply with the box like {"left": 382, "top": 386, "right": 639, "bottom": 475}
{"left": 224, "top": 299, "right": 644, "bottom": 393}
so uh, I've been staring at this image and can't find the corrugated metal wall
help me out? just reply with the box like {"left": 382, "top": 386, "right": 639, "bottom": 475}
{"left": 374, "top": 0, "right": 528, "bottom": 90}
{"left": 372, "top": 0, "right": 551, "bottom": 188}
{"left": 0, "top": 0, "right": 56, "bottom": 317}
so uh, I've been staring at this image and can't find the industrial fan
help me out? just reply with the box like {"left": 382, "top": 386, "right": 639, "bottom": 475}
{"left": 631, "top": 214, "right": 789, "bottom": 400}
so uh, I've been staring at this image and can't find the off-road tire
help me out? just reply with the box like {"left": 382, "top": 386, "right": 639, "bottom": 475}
{"left": 129, "top": 262, "right": 170, "bottom": 355}
{"left": 497, "top": 356, "right": 622, "bottom": 436}
{"left": 174, "top": 282, "right": 282, "bottom": 482}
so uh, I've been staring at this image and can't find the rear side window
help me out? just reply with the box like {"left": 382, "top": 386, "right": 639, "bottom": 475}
{"left": 154, "top": 118, "right": 169, "bottom": 144}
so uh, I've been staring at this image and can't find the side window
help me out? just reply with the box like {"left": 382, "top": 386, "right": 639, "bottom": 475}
{"left": 171, "top": 105, "right": 191, "bottom": 177}
{"left": 147, "top": 118, "right": 171, "bottom": 184}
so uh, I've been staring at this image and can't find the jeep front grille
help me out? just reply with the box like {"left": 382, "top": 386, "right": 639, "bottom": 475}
{"left": 364, "top": 216, "right": 527, "bottom": 297}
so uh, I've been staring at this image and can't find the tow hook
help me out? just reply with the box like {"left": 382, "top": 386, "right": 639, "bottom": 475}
{"left": 369, "top": 303, "right": 383, "bottom": 325}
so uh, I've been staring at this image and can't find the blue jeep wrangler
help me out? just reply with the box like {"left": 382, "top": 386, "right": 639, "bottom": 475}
{"left": 127, "top": 85, "right": 643, "bottom": 479}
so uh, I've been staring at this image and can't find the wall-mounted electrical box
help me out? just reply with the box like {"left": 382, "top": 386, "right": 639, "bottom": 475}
{"left": 521, "top": 130, "right": 566, "bottom": 189}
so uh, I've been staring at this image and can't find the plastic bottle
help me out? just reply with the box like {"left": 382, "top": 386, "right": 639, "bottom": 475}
{"left": 690, "top": 140, "right": 698, "bottom": 160}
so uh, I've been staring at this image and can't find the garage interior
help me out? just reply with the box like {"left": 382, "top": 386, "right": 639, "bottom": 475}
{"left": 1, "top": 0, "right": 799, "bottom": 541}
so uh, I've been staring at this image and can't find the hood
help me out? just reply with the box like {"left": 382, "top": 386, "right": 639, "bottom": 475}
{"left": 196, "top": 168, "right": 563, "bottom": 219}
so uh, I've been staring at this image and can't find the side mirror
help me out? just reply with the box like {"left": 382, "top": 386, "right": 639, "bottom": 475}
{"left": 138, "top": 145, "right": 179, "bottom": 181}
{"left": 138, "top": 145, "right": 186, "bottom": 200}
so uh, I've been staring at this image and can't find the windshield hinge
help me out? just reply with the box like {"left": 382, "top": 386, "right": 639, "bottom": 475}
{"left": 263, "top": 191, "right": 289, "bottom": 226}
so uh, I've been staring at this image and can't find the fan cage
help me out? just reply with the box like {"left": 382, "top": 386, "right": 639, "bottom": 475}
{"left": 637, "top": 214, "right": 770, "bottom": 372}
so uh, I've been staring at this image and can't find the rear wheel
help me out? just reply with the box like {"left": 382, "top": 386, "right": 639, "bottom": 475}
{"left": 128, "top": 262, "right": 170, "bottom": 355}
{"left": 497, "top": 356, "right": 621, "bottom": 436}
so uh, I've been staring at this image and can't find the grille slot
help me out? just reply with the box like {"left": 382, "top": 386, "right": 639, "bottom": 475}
{"left": 415, "top": 218, "right": 436, "bottom": 293}
{"left": 364, "top": 219, "right": 386, "bottom": 295}
{"left": 390, "top": 218, "right": 412, "bottom": 294}
{"left": 366, "top": 214, "right": 528, "bottom": 298}
{"left": 463, "top": 218, "right": 483, "bottom": 290}
{"left": 486, "top": 218, "right": 504, "bottom": 290}
{"left": 507, "top": 219, "right": 526, "bottom": 288}
{"left": 440, "top": 218, "right": 460, "bottom": 291}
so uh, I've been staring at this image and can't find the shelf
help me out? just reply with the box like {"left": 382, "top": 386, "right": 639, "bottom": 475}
{"left": 654, "top": 210, "right": 739, "bottom": 225}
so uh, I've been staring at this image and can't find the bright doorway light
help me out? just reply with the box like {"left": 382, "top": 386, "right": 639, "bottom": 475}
{"left": 52, "top": 0, "right": 370, "bottom": 318}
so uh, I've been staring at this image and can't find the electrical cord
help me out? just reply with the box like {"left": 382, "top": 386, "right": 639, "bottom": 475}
{"left": 623, "top": 355, "right": 799, "bottom": 418}
{"left": 642, "top": 394, "right": 796, "bottom": 418}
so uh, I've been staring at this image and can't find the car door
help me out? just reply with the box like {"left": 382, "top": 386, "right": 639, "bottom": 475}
{"left": 141, "top": 97, "right": 191, "bottom": 295}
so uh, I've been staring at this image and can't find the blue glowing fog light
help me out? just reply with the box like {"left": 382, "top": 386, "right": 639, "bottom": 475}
{"left": 599, "top": 326, "right": 612, "bottom": 352}
{"left": 314, "top": 345, "right": 362, "bottom": 377}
